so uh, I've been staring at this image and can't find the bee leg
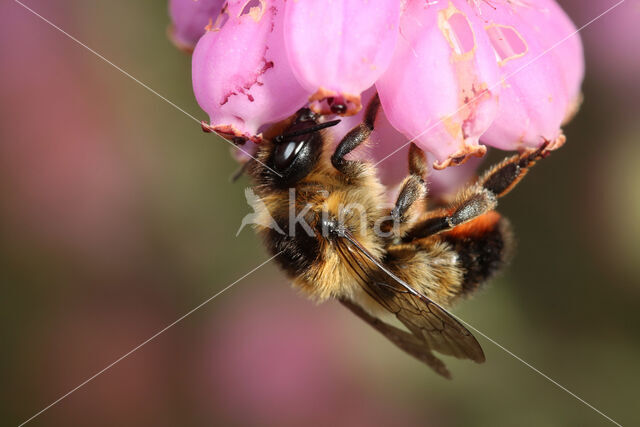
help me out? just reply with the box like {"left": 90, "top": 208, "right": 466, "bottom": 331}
{"left": 479, "top": 140, "right": 551, "bottom": 197}
{"left": 407, "top": 141, "right": 429, "bottom": 178}
{"left": 230, "top": 159, "right": 253, "bottom": 182}
{"left": 404, "top": 142, "right": 552, "bottom": 239}
{"left": 331, "top": 93, "right": 381, "bottom": 176}
{"left": 390, "top": 143, "right": 428, "bottom": 228}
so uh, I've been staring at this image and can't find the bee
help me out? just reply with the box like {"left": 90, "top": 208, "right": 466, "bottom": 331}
{"left": 244, "top": 93, "right": 551, "bottom": 378}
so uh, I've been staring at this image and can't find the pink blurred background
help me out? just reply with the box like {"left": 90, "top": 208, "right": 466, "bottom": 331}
{"left": 1, "top": 1, "right": 639, "bottom": 426}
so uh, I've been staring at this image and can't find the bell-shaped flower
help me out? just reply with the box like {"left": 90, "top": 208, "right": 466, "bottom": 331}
{"left": 192, "top": 0, "right": 311, "bottom": 143}
{"left": 168, "top": 0, "right": 225, "bottom": 52}
{"left": 283, "top": 0, "right": 400, "bottom": 116}
{"left": 474, "top": 0, "right": 583, "bottom": 151}
{"left": 376, "top": 0, "right": 501, "bottom": 169}
{"left": 181, "top": 0, "right": 583, "bottom": 170}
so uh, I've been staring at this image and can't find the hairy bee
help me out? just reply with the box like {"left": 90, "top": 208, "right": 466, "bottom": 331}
{"left": 245, "top": 94, "right": 550, "bottom": 378}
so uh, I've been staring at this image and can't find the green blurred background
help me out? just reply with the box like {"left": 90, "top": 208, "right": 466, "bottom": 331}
{"left": 1, "top": 1, "right": 638, "bottom": 426}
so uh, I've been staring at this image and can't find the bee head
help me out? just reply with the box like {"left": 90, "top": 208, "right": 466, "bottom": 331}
{"left": 267, "top": 109, "right": 340, "bottom": 188}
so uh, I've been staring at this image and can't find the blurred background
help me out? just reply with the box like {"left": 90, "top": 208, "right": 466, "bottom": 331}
{"left": 1, "top": 1, "right": 638, "bottom": 426}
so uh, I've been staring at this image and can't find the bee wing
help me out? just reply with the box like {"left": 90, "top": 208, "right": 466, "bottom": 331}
{"left": 339, "top": 298, "right": 453, "bottom": 378}
{"left": 336, "top": 231, "right": 485, "bottom": 374}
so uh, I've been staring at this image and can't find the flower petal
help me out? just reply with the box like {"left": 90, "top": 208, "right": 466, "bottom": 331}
{"left": 283, "top": 0, "right": 400, "bottom": 116}
{"left": 168, "top": 0, "right": 225, "bottom": 52}
{"left": 475, "top": 0, "right": 581, "bottom": 151}
{"left": 376, "top": 0, "right": 501, "bottom": 169}
{"left": 192, "top": 0, "right": 311, "bottom": 142}
{"left": 525, "top": 0, "right": 584, "bottom": 117}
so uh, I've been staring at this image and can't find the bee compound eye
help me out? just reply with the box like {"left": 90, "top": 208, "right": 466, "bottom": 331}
{"left": 273, "top": 139, "right": 304, "bottom": 171}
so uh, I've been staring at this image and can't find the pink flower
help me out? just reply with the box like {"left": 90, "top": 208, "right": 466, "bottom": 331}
{"left": 185, "top": 0, "right": 583, "bottom": 174}
{"left": 474, "top": 0, "right": 583, "bottom": 151}
{"left": 284, "top": 0, "right": 401, "bottom": 116}
{"left": 168, "top": 0, "right": 225, "bottom": 52}
{"left": 192, "top": 0, "right": 311, "bottom": 142}
{"left": 376, "top": 0, "right": 500, "bottom": 169}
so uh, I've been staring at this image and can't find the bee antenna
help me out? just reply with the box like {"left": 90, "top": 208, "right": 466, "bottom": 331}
{"left": 274, "top": 119, "right": 341, "bottom": 143}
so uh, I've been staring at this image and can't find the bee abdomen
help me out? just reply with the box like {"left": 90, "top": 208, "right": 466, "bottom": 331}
{"left": 442, "top": 212, "right": 514, "bottom": 296}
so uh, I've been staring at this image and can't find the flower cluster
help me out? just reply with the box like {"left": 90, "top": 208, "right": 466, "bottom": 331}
{"left": 169, "top": 0, "right": 583, "bottom": 171}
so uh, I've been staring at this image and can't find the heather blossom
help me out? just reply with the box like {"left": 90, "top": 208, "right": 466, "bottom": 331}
{"left": 171, "top": 0, "right": 583, "bottom": 175}
{"left": 168, "top": 0, "right": 225, "bottom": 52}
